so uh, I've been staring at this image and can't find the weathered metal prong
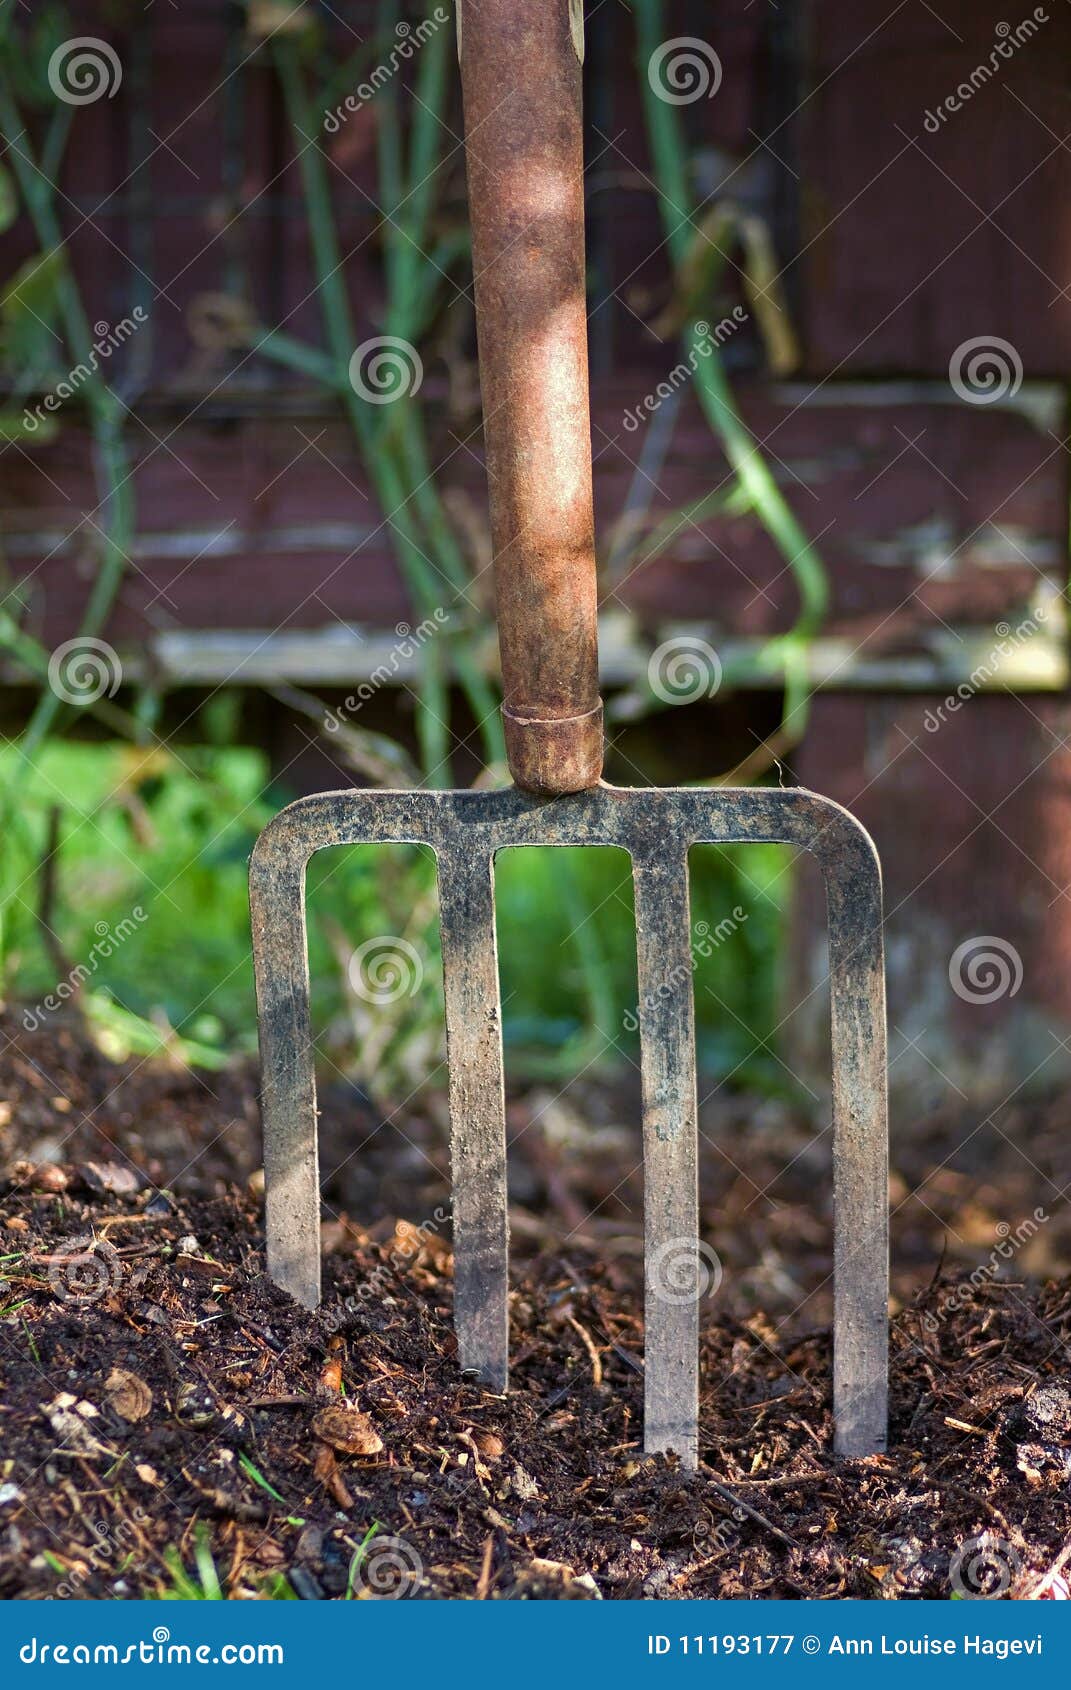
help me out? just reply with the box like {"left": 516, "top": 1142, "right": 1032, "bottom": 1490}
{"left": 819, "top": 822, "right": 889, "bottom": 1456}
{"left": 438, "top": 848, "right": 509, "bottom": 1391}
{"left": 249, "top": 781, "right": 888, "bottom": 1463}
{"left": 633, "top": 854, "right": 700, "bottom": 1472}
{"left": 249, "top": 819, "right": 321, "bottom": 1310}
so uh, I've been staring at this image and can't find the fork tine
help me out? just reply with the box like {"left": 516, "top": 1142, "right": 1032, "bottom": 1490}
{"left": 824, "top": 835, "right": 889, "bottom": 1456}
{"left": 633, "top": 854, "right": 700, "bottom": 1471}
{"left": 437, "top": 845, "right": 509, "bottom": 1391}
{"left": 250, "top": 826, "right": 321, "bottom": 1311}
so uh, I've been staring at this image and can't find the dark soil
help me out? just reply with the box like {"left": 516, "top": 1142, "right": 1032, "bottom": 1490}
{"left": 1, "top": 1010, "right": 1070, "bottom": 1600}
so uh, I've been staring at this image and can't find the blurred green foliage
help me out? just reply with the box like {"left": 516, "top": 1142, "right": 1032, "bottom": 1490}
{"left": 0, "top": 0, "right": 811, "bottom": 1101}
{"left": 0, "top": 742, "right": 789, "bottom": 1097}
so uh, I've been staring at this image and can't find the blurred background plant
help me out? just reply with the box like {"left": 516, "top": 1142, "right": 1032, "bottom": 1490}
{"left": 0, "top": 0, "right": 820, "bottom": 1110}
{"left": 1, "top": 736, "right": 789, "bottom": 1107}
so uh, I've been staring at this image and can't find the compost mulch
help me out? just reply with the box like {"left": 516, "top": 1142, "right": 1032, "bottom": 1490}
{"left": 1, "top": 1010, "right": 1070, "bottom": 1601}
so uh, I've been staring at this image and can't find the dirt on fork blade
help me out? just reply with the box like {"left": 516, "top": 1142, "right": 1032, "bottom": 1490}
{"left": 1, "top": 1011, "right": 1070, "bottom": 1600}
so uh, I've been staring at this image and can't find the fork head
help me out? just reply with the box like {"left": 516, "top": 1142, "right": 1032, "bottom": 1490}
{"left": 250, "top": 781, "right": 888, "bottom": 1468}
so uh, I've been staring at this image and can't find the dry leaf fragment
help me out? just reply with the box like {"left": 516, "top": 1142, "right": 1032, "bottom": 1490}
{"left": 471, "top": 1430, "right": 504, "bottom": 1460}
{"left": 319, "top": 1357, "right": 343, "bottom": 1394}
{"left": 30, "top": 1164, "right": 68, "bottom": 1193}
{"left": 312, "top": 1403, "right": 383, "bottom": 1456}
{"left": 40, "top": 1395, "right": 111, "bottom": 1456}
{"left": 77, "top": 1162, "right": 141, "bottom": 1196}
{"left": 105, "top": 1367, "right": 152, "bottom": 1422}
{"left": 313, "top": 1443, "right": 354, "bottom": 1509}
{"left": 510, "top": 1462, "right": 540, "bottom": 1500}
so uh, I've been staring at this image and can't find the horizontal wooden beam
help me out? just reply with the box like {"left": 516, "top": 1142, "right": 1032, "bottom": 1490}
{"left": 5, "top": 598, "right": 1050, "bottom": 697}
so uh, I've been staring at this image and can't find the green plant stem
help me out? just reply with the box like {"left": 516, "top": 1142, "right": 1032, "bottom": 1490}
{"left": 376, "top": 1, "right": 407, "bottom": 308}
{"left": 276, "top": 39, "right": 453, "bottom": 778}
{"left": 250, "top": 329, "right": 505, "bottom": 764}
{"left": 275, "top": 39, "right": 505, "bottom": 780}
{"left": 631, "top": 0, "right": 828, "bottom": 738}
{"left": 371, "top": 8, "right": 504, "bottom": 757}
{"left": 0, "top": 76, "right": 134, "bottom": 764}
{"left": 391, "top": 7, "right": 451, "bottom": 325}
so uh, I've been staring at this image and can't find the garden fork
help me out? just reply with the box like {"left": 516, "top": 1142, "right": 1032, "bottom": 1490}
{"left": 250, "top": 0, "right": 889, "bottom": 1470}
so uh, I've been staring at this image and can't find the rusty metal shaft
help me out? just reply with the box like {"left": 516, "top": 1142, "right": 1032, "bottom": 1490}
{"left": 459, "top": 0, "right": 603, "bottom": 795}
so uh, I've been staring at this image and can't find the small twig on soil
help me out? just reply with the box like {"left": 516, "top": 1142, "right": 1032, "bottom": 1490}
{"left": 190, "top": 1483, "right": 270, "bottom": 1525}
{"left": 701, "top": 1470, "right": 799, "bottom": 1550}
{"left": 730, "top": 1470, "right": 829, "bottom": 1489}
{"left": 475, "top": 1532, "right": 494, "bottom": 1599}
{"left": 565, "top": 1315, "right": 604, "bottom": 1388}
{"left": 37, "top": 806, "right": 75, "bottom": 994}
{"left": 1019, "top": 1537, "right": 1071, "bottom": 1601}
